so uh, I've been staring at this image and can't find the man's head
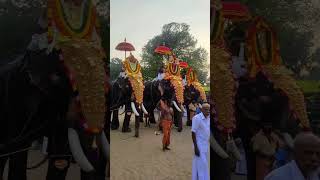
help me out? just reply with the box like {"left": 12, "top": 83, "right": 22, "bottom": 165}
{"left": 294, "top": 132, "right": 320, "bottom": 174}
{"left": 201, "top": 103, "right": 210, "bottom": 117}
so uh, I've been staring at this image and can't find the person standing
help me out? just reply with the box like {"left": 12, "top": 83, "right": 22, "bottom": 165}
{"left": 265, "top": 132, "right": 320, "bottom": 180}
{"left": 252, "top": 122, "right": 280, "bottom": 180}
{"left": 192, "top": 103, "right": 210, "bottom": 180}
{"left": 159, "top": 98, "right": 173, "bottom": 151}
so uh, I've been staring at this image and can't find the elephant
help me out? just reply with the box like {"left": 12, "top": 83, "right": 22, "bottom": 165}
{"left": 143, "top": 78, "right": 185, "bottom": 131}
{"left": 110, "top": 74, "right": 147, "bottom": 137}
{"left": 210, "top": 3, "right": 307, "bottom": 179}
{"left": 0, "top": 48, "right": 110, "bottom": 180}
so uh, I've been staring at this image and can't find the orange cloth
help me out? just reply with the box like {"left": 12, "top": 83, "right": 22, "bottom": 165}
{"left": 162, "top": 119, "right": 173, "bottom": 146}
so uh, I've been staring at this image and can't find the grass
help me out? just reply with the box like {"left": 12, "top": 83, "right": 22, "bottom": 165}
{"left": 296, "top": 80, "right": 320, "bottom": 94}
{"left": 203, "top": 86, "right": 210, "bottom": 92}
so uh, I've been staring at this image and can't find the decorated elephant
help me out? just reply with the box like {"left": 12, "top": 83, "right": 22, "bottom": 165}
{"left": 143, "top": 55, "right": 185, "bottom": 131}
{"left": 210, "top": 1, "right": 310, "bottom": 180}
{"left": 183, "top": 67, "right": 207, "bottom": 126}
{"left": 110, "top": 54, "right": 147, "bottom": 137}
{"left": 47, "top": 0, "right": 110, "bottom": 179}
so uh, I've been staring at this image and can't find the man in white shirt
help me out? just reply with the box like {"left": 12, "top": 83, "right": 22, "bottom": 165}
{"left": 265, "top": 132, "right": 320, "bottom": 180}
{"left": 192, "top": 103, "right": 210, "bottom": 180}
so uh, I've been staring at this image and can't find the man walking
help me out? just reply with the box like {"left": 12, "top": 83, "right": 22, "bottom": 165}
{"left": 192, "top": 103, "right": 210, "bottom": 180}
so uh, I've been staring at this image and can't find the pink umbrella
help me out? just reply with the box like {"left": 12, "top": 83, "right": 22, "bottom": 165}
{"left": 115, "top": 38, "right": 135, "bottom": 58}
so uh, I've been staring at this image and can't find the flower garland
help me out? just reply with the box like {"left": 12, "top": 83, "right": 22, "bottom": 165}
{"left": 263, "top": 65, "right": 310, "bottom": 129}
{"left": 164, "top": 61, "right": 184, "bottom": 104}
{"left": 48, "top": 0, "right": 97, "bottom": 42}
{"left": 164, "top": 73, "right": 184, "bottom": 104}
{"left": 186, "top": 68, "right": 207, "bottom": 101}
{"left": 246, "top": 17, "right": 281, "bottom": 78}
{"left": 211, "top": 46, "right": 237, "bottom": 133}
{"left": 60, "top": 39, "right": 106, "bottom": 134}
{"left": 123, "top": 59, "right": 144, "bottom": 105}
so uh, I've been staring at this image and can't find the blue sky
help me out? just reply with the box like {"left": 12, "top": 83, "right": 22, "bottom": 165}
{"left": 110, "top": 0, "right": 210, "bottom": 61}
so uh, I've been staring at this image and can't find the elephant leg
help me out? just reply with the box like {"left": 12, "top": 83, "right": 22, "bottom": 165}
{"left": 139, "top": 112, "right": 144, "bottom": 123}
{"left": 0, "top": 156, "right": 8, "bottom": 180}
{"left": 8, "top": 150, "right": 28, "bottom": 180}
{"left": 211, "top": 147, "right": 232, "bottom": 180}
{"left": 134, "top": 115, "right": 140, "bottom": 137}
{"left": 149, "top": 110, "right": 156, "bottom": 124}
{"left": 242, "top": 136, "right": 256, "bottom": 180}
{"left": 46, "top": 157, "right": 70, "bottom": 180}
{"left": 186, "top": 105, "right": 192, "bottom": 126}
{"left": 122, "top": 112, "right": 132, "bottom": 133}
{"left": 111, "top": 110, "right": 120, "bottom": 130}
{"left": 174, "top": 109, "right": 183, "bottom": 132}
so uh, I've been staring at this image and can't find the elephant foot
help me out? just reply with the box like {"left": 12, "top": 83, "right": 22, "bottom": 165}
{"left": 186, "top": 120, "right": 192, "bottom": 126}
{"left": 122, "top": 127, "right": 132, "bottom": 133}
{"left": 177, "top": 128, "right": 182, "bottom": 132}
{"left": 111, "top": 124, "right": 119, "bottom": 130}
{"left": 134, "top": 133, "right": 139, "bottom": 138}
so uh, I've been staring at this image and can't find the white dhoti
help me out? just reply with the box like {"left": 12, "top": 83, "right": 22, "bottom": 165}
{"left": 192, "top": 151, "right": 209, "bottom": 180}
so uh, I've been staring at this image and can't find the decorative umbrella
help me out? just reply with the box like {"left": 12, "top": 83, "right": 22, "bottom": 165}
{"left": 154, "top": 45, "right": 172, "bottom": 55}
{"left": 179, "top": 61, "right": 189, "bottom": 68}
{"left": 115, "top": 38, "right": 135, "bottom": 59}
{"left": 222, "top": 1, "right": 251, "bottom": 21}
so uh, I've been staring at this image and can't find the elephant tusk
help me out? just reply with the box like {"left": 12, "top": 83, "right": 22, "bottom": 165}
{"left": 282, "top": 133, "right": 294, "bottom": 149}
{"left": 141, "top": 103, "right": 148, "bottom": 115}
{"left": 172, "top": 101, "right": 182, "bottom": 112}
{"left": 198, "top": 103, "right": 202, "bottom": 108}
{"left": 101, "top": 131, "right": 110, "bottom": 160}
{"left": 210, "top": 134, "right": 229, "bottom": 159}
{"left": 131, "top": 102, "right": 140, "bottom": 116}
{"left": 68, "top": 128, "right": 94, "bottom": 172}
{"left": 226, "top": 139, "right": 241, "bottom": 161}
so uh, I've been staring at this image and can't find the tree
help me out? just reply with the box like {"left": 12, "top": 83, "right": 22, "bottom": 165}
{"left": 235, "top": 0, "right": 319, "bottom": 79}
{"left": 141, "top": 22, "right": 208, "bottom": 83}
{"left": 110, "top": 57, "right": 122, "bottom": 81}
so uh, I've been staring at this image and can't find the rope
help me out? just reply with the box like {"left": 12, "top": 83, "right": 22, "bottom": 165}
{"left": 0, "top": 147, "right": 32, "bottom": 158}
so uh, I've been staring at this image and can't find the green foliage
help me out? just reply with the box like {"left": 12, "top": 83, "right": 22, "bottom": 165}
{"left": 296, "top": 80, "right": 320, "bottom": 94}
{"left": 141, "top": 22, "right": 208, "bottom": 83}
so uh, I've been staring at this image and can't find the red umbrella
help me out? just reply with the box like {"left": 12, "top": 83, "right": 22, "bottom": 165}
{"left": 222, "top": 1, "right": 251, "bottom": 21}
{"left": 154, "top": 45, "right": 172, "bottom": 55}
{"left": 179, "top": 61, "right": 189, "bottom": 68}
{"left": 115, "top": 38, "right": 135, "bottom": 58}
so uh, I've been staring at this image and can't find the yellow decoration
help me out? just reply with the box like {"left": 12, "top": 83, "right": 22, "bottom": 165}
{"left": 187, "top": 69, "right": 207, "bottom": 101}
{"left": 263, "top": 65, "right": 310, "bottom": 128}
{"left": 164, "top": 73, "right": 184, "bottom": 104}
{"left": 48, "top": 0, "right": 98, "bottom": 42}
{"left": 211, "top": 47, "right": 236, "bottom": 131}
{"left": 60, "top": 39, "right": 106, "bottom": 130}
{"left": 123, "top": 57, "right": 144, "bottom": 105}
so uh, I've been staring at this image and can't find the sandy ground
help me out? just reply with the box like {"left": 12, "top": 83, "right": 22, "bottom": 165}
{"left": 110, "top": 110, "right": 210, "bottom": 180}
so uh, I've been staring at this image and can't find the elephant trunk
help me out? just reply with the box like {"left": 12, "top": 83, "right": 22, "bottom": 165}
{"left": 172, "top": 101, "right": 182, "bottom": 112}
{"left": 141, "top": 103, "right": 148, "bottom": 115}
{"left": 68, "top": 128, "right": 94, "bottom": 172}
{"left": 101, "top": 131, "right": 110, "bottom": 160}
{"left": 210, "top": 134, "right": 229, "bottom": 159}
{"left": 226, "top": 139, "right": 241, "bottom": 161}
{"left": 131, "top": 102, "right": 140, "bottom": 116}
